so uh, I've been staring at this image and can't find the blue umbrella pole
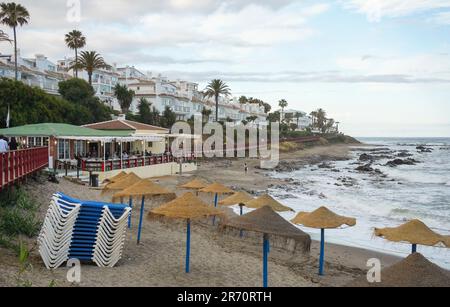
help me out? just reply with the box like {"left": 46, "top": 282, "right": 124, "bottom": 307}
{"left": 412, "top": 244, "right": 417, "bottom": 254}
{"left": 319, "top": 228, "right": 325, "bottom": 276}
{"left": 137, "top": 196, "right": 145, "bottom": 245}
{"left": 212, "top": 193, "right": 219, "bottom": 225}
{"left": 263, "top": 234, "right": 269, "bottom": 288}
{"left": 186, "top": 219, "right": 191, "bottom": 273}
{"left": 239, "top": 204, "right": 244, "bottom": 237}
{"left": 128, "top": 197, "right": 133, "bottom": 229}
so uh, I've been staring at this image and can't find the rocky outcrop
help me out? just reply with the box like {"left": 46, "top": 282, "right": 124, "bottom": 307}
{"left": 385, "top": 158, "right": 419, "bottom": 167}
{"left": 417, "top": 146, "right": 433, "bottom": 153}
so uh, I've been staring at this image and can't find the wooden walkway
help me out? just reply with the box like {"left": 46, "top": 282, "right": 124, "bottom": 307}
{"left": 0, "top": 147, "right": 48, "bottom": 190}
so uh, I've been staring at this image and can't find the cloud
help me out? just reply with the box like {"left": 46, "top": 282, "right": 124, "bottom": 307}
{"left": 0, "top": 1, "right": 329, "bottom": 67}
{"left": 162, "top": 69, "right": 450, "bottom": 84}
{"left": 430, "top": 11, "right": 450, "bottom": 24}
{"left": 341, "top": 0, "right": 450, "bottom": 22}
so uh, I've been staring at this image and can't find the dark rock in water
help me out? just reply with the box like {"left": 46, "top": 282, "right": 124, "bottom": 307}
{"left": 318, "top": 162, "right": 333, "bottom": 169}
{"left": 397, "top": 151, "right": 413, "bottom": 158}
{"left": 385, "top": 158, "right": 419, "bottom": 167}
{"left": 319, "top": 193, "right": 327, "bottom": 199}
{"left": 359, "top": 153, "right": 374, "bottom": 161}
{"left": 355, "top": 163, "right": 374, "bottom": 172}
{"left": 416, "top": 145, "right": 433, "bottom": 153}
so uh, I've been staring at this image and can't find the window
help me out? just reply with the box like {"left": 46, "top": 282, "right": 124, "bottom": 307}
{"left": 58, "top": 139, "right": 70, "bottom": 160}
{"left": 74, "top": 140, "right": 85, "bottom": 156}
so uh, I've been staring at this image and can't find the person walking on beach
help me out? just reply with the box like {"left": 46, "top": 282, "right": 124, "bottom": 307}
{"left": 0, "top": 135, "right": 9, "bottom": 153}
{"left": 244, "top": 162, "right": 248, "bottom": 174}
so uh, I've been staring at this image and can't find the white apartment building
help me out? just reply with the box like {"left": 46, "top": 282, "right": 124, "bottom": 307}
{"left": 121, "top": 67, "right": 268, "bottom": 124}
{"left": 0, "top": 52, "right": 70, "bottom": 95}
{"left": 279, "top": 109, "right": 313, "bottom": 130}
{"left": 1, "top": 51, "right": 269, "bottom": 124}
{"left": 57, "top": 57, "right": 121, "bottom": 110}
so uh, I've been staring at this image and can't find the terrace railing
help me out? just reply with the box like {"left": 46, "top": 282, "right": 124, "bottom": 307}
{"left": 0, "top": 147, "right": 49, "bottom": 190}
{"left": 80, "top": 154, "right": 196, "bottom": 172}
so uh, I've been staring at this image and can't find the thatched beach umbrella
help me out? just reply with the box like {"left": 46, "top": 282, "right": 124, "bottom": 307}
{"left": 219, "top": 192, "right": 254, "bottom": 215}
{"left": 244, "top": 194, "right": 294, "bottom": 212}
{"left": 374, "top": 219, "right": 450, "bottom": 254}
{"left": 112, "top": 179, "right": 176, "bottom": 244}
{"left": 223, "top": 206, "right": 311, "bottom": 287}
{"left": 347, "top": 253, "right": 450, "bottom": 287}
{"left": 148, "top": 193, "right": 223, "bottom": 273}
{"left": 291, "top": 206, "right": 356, "bottom": 276}
{"left": 102, "top": 171, "right": 127, "bottom": 184}
{"left": 179, "top": 178, "right": 208, "bottom": 195}
{"left": 199, "top": 182, "right": 234, "bottom": 224}
{"left": 102, "top": 172, "right": 141, "bottom": 194}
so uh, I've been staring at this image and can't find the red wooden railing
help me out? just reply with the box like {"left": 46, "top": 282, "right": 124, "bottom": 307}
{"left": 80, "top": 154, "right": 196, "bottom": 172}
{"left": 0, "top": 147, "right": 48, "bottom": 190}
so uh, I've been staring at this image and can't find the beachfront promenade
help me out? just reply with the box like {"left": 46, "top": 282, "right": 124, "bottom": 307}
{"left": 0, "top": 147, "right": 48, "bottom": 190}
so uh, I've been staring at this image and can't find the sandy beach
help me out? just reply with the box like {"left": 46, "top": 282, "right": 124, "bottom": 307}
{"left": 0, "top": 144, "right": 404, "bottom": 287}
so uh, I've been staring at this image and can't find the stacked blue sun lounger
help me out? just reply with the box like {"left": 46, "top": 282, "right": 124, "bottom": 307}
{"left": 38, "top": 193, "right": 131, "bottom": 269}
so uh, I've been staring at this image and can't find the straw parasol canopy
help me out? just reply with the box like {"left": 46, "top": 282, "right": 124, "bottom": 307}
{"left": 199, "top": 182, "right": 234, "bottom": 194}
{"left": 148, "top": 192, "right": 224, "bottom": 220}
{"left": 102, "top": 172, "right": 142, "bottom": 194}
{"left": 374, "top": 219, "right": 450, "bottom": 248}
{"left": 219, "top": 192, "right": 254, "bottom": 206}
{"left": 244, "top": 194, "right": 294, "bottom": 212}
{"left": 112, "top": 179, "right": 176, "bottom": 202}
{"left": 179, "top": 179, "right": 208, "bottom": 190}
{"left": 223, "top": 206, "right": 310, "bottom": 240}
{"left": 291, "top": 206, "right": 356, "bottom": 229}
{"left": 103, "top": 171, "right": 127, "bottom": 184}
{"left": 347, "top": 253, "right": 450, "bottom": 287}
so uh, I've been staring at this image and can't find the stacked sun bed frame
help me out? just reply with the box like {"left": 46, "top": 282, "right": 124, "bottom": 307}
{"left": 38, "top": 193, "right": 131, "bottom": 269}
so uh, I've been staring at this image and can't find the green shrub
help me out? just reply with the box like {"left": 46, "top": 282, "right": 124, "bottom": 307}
{"left": 0, "top": 187, "right": 41, "bottom": 238}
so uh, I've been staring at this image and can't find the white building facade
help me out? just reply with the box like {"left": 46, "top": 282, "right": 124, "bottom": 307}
{"left": 0, "top": 52, "right": 70, "bottom": 95}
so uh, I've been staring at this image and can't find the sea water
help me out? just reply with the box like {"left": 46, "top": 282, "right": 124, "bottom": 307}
{"left": 268, "top": 137, "right": 450, "bottom": 269}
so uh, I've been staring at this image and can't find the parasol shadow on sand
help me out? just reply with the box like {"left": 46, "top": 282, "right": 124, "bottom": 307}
{"left": 291, "top": 206, "right": 356, "bottom": 276}
{"left": 199, "top": 182, "right": 234, "bottom": 225}
{"left": 148, "top": 193, "right": 223, "bottom": 273}
{"left": 374, "top": 219, "right": 450, "bottom": 254}
{"left": 222, "top": 206, "right": 311, "bottom": 287}
{"left": 112, "top": 179, "right": 176, "bottom": 244}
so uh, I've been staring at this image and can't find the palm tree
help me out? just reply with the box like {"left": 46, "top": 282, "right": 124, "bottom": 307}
{"left": 0, "top": 2, "right": 30, "bottom": 80}
{"left": 71, "top": 51, "right": 110, "bottom": 85}
{"left": 65, "top": 30, "right": 86, "bottom": 78}
{"left": 316, "top": 108, "right": 327, "bottom": 132}
{"left": 113, "top": 84, "right": 135, "bottom": 114}
{"left": 278, "top": 99, "right": 288, "bottom": 123}
{"left": 310, "top": 111, "right": 318, "bottom": 128}
{"left": 201, "top": 108, "right": 212, "bottom": 123}
{"left": 294, "top": 112, "right": 303, "bottom": 128}
{"left": 0, "top": 29, "right": 11, "bottom": 43}
{"left": 204, "top": 79, "right": 231, "bottom": 122}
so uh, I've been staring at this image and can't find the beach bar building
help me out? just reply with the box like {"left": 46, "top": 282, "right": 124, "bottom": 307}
{"left": 0, "top": 120, "right": 196, "bottom": 181}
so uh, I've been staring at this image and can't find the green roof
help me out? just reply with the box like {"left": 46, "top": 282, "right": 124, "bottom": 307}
{"left": 0, "top": 123, "right": 132, "bottom": 137}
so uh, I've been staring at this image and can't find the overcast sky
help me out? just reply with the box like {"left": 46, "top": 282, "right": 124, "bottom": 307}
{"left": 1, "top": 0, "right": 450, "bottom": 137}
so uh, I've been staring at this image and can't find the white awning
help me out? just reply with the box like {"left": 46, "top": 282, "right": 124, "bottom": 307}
{"left": 57, "top": 135, "right": 165, "bottom": 142}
